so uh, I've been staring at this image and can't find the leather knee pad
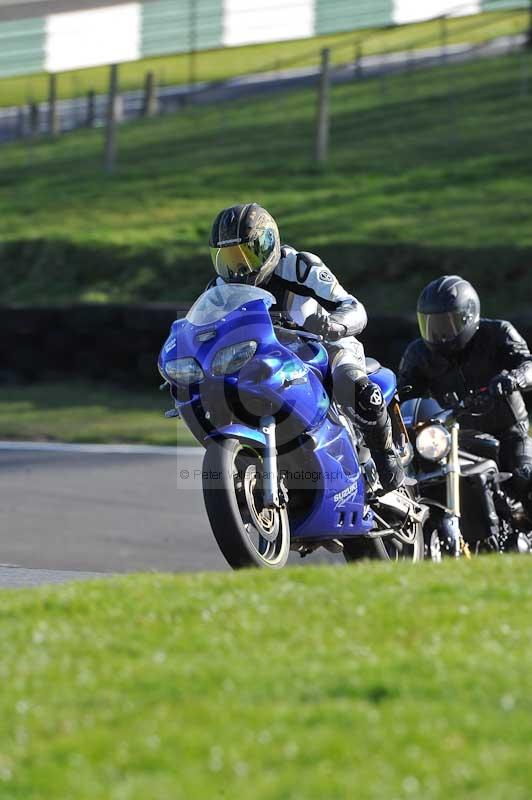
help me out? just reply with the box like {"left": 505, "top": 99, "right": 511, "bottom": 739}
{"left": 332, "top": 364, "right": 368, "bottom": 408}
{"left": 355, "top": 380, "right": 387, "bottom": 427}
{"left": 332, "top": 366, "right": 386, "bottom": 424}
{"left": 353, "top": 380, "right": 393, "bottom": 451}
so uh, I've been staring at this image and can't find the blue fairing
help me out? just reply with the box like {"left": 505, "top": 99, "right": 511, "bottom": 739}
{"left": 289, "top": 415, "right": 375, "bottom": 540}
{"left": 371, "top": 365, "right": 397, "bottom": 406}
{"left": 206, "top": 424, "right": 266, "bottom": 449}
{"left": 158, "top": 285, "right": 400, "bottom": 543}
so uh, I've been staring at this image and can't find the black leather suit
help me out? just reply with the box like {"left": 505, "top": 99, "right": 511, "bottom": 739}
{"left": 398, "top": 319, "right": 532, "bottom": 503}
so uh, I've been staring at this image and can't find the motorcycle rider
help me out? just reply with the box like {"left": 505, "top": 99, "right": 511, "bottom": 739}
{"left": 398, "top": 274, "right": 532, "bottom": 514}
{"left": 208, "top": 202, "right": 405, "bottom": 493}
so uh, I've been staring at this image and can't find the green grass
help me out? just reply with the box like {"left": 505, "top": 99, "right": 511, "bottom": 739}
{"left": 0, "top": 9, "right": 527, "bottom": 108}
{"left": 1, "top": 50, "right": 532, "bottom": 312}
{"left": 0, "top": 557, "right": 531, "bottom": 798}
{"left": 0, "top": 382, "right": 195, "bottom": 445}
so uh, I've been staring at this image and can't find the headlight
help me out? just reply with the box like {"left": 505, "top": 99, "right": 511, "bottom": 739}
{"left": 164, "top": 357, "right": 204, "bottom": 385}
{"left": 416, "top": 424, "right": 451, "bottom": 462}
{"left": 212, "top": 341, "right": 257, "bottom": 375}
{"left": 279, "top": 361, "right": 308, "bottom": 385}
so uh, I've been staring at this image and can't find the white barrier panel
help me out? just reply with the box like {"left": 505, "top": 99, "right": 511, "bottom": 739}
{"left": 223, "top": 0, "right": 314, "bottom": 47}
{"left": 45, "top": 3, "right": 141, "bottom": 73}
{"left": 393, "top": 0, "right": 481, "bottom": 25}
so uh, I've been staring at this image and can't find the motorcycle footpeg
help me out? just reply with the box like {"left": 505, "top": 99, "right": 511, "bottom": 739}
{"left": 375, "top": 491, "right": 429, "bottom": 525}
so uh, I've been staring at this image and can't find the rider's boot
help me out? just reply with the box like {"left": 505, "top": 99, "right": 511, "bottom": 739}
{"left": 333, "top": 368, "right": 404, "bottom": 494}
{"left": 348, "top": 380, "right": 405, "bottom": 494}
{"left": 513, "top": 464, "right": 532, "bottom": 522}
{"left": 363, "top": 417, "right": 405, "bottom": 495}
{"left": 371, "top": 448, "right": 405, "bottom": 494}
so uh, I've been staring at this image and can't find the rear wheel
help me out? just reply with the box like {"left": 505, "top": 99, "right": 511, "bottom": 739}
{"left": 202, "top": 438, "right": 290, "bottom": 569}
{"left": 343, "top": 486, "right": 424, "bottom": 563}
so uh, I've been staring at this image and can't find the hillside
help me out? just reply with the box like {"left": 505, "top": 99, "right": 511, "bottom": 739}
{"left": 1, "top": 51, "right": 531, "bottom": 313}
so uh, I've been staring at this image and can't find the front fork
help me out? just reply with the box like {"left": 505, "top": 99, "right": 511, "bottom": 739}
{"left": 261, "top": 416, "right": 280, "bottom": 508}
{"left": 442, "top": 423, "right": 467, "bottom": 558}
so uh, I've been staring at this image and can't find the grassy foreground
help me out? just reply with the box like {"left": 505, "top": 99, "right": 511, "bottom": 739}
{"left": 0, "top": 9, "right": 526, "bottom": 107}
{"left": 1, "top": 50, "right": 532, "bottom": 312}
{"left": 0, "top": 557, "right": 530, "bottom": 799}
{"left": 0, "top": 382, "right": 195, "bottom": 445}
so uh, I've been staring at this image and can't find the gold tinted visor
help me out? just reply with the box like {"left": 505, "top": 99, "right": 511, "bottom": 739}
{"left": 210, "top": 243, "right": 262, "bottom": 281}
{"left": 210, "top": 229, "right": 276, "bottom": 282}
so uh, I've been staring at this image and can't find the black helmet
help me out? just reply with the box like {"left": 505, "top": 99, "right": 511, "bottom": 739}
{"left": 417, "top": 275, "right": 480, "bottom": 354}
{"left": 209, "top": 203, "right": 280, "bottom": 286}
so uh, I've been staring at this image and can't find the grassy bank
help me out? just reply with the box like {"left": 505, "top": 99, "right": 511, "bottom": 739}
{"left": 0, "top": 557, "right": 530, "bottom": 798}
{"left": 0, "top": 9, "right": 526, "bottom": 108}
{"left": 0, "top": 382, "right": 195, "bottom": 445}
{"left": 1, "top": 50, "right": 532, "bottom": 312}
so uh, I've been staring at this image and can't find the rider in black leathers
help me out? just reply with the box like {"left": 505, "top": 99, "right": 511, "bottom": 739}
{"left": 398, "top": 275, "right": 532, "bottom": 514}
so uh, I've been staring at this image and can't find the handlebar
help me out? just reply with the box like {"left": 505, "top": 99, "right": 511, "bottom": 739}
{"left": 445, "top": 387, "right": 494, "bottom": 417}
{"left": 273, "top": 324, "right": 323, "bottom": 343}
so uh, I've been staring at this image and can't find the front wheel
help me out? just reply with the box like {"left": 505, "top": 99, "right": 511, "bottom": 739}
{"left": 202, "top": 438, "right": 290, "bottom": 569}
{"left": 343, "top": 486, "right": 424, "bottom": 563}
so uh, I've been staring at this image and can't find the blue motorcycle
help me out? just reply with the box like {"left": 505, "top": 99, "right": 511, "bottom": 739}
{"left": 158, "top": 283, "right": 426, "bottom": 569}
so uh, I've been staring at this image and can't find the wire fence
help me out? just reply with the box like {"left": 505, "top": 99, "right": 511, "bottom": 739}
{"left": 1, "top": 7, "right": 531, "bottom": 314}
{"left": 1, "top": 3, "right": 530, "bottom": 171}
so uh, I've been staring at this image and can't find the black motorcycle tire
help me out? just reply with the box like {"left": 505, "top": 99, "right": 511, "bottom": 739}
{"left": 202, "top": 438, "right": 290, "bottom": 570}
{"left": 343, "top": 485, "right": 424, "bottom": 563}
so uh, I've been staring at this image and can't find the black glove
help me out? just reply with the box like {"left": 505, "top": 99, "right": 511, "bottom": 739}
{"left": 489, "top": 372, "right": 517, "bottom": 398}
{"left": 304, "top": 313, "right": 346, "bottom": 342}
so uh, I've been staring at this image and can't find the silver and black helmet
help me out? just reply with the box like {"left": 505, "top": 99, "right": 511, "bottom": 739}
{"left": 209, "top": 203, "right": 280, "bottom": 286}
{"left": 417, "top": 275, "right": 480, "bottom": 354}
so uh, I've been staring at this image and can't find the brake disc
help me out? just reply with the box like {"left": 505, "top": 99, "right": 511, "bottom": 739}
{"left": 243, "top": 465, "right": 279, "bottom": 542}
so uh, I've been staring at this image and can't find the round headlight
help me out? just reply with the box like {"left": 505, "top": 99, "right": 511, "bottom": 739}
{"left": 164, "top": 357, "right": 204, "bottom": 385}
{"left": 212, "top": 340, "right": 257, "bottom": 375}
{"left": 416, "top": 424, "right": 451, "bottom": 462}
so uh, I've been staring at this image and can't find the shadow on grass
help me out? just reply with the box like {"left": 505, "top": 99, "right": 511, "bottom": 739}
{"left": 1, "top": 238, "right": 531, "bottom": 312}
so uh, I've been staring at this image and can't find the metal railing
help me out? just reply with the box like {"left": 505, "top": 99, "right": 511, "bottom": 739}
{"left": 0, "top": 3, "right": 530, "bottom": 173}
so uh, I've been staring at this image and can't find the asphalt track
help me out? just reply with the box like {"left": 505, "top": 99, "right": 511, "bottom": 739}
{"left": 0, "top": 443, "right": 337, "bottom": 588}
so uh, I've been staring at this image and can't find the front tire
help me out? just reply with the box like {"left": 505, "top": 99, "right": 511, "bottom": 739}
{"left": 202, "top": 438, "right": 290, "bottom": 569}
{"left": 343, "top": 485, "right": 424, "bottom": 563}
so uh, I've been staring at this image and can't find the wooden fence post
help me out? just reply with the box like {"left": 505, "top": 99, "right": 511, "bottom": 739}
{"left": 48, "top": 73, "right": 59, "bottom": 136}
{"left": 142, "top": 71, "right": 158, "bottom": 117}
{"left": 315, "top": 48, "right": 330, "bottom": 167}
{"left": 104, "top": 64, "right": 119, "bottom": 174}
{"left": 29, "top": 102, "right": 39, "bottom": 140}
{"left": 16, "top": 107, "right": 25, "bottom": 139}
{"left": 86, "top": 89, "right": 96, "bottom": 127}
{"left": 355, "top": 44, "right": 363, "bottom": 79}
{"left": 440, "top": 15, "right": 448, "bottom": 62}
{"left": 189, "top": 0, "right": 197, "bottom": 89}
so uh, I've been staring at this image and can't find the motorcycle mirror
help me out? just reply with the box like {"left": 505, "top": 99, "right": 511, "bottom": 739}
{"left": 443, "top": 391, "right": 460, "bottom": 406}
{"left": 398, "top": 385, "right": 413, "bottom": 401}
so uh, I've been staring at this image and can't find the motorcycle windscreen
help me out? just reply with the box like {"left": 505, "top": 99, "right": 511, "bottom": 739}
{"left": 186, "top": 284, "right": 275, "bottom": 326}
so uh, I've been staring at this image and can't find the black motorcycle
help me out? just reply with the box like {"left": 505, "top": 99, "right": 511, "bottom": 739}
{"left": 400, "top": 390, "right": 532, "bottom": 559}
